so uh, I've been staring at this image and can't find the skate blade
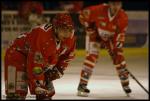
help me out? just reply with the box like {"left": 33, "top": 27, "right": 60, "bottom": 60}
{"left": 77, "top": 91, "right": 88, "bottom": 97}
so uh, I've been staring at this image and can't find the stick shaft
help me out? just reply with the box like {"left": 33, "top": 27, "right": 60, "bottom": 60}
{"left": 127, "top": 69, "right": 149, "bottom": 94}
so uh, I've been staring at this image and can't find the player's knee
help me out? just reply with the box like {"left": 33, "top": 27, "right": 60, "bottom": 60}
{"left": 113, "top": 57, "right": 124, "bottom": 65}
{"left": 112, "top": 50, "right": 125, "bottom": 65}
{"left": 86, "top": 54, "right": 98, "bottom": 63}
{"left": 83, "top": 54, "right": 98, "bottom": 69}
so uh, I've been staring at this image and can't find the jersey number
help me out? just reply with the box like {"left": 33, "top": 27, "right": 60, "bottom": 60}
{"left": 43, "top": 23, "right": 52, "bottom": 32}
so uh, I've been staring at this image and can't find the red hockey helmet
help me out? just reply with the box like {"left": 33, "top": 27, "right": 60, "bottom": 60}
{"left": 52, "top": 13, "right": 74, "bottom": 30}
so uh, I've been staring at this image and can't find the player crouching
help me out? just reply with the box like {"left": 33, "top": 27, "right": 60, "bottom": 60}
{"left": 4, "top": 13, "right": 76, "bottom": 100}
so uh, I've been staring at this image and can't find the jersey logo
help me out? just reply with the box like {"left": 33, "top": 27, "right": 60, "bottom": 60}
{"left": 34, "top": 52, "right": 44, "bottom": 64}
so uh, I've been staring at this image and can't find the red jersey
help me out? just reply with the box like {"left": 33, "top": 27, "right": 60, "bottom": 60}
{"left": 6, "top": 23, "right": 76, "bottom": 94}
{"left": 7, "top": 23, "right": 76, "bottom": 85}
{"left": 79, "top": 4, "right": 128, "bottom": 47}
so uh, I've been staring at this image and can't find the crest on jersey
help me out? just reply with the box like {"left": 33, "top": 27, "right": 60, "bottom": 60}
{"left": 33, "top": 66, "right": 43, "bottom": 75}
{"left": 34, "top": 52, "right": 44, "bottom": 64}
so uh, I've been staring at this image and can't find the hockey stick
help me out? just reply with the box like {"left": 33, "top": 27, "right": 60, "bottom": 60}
{"left": 126, "top": 68, "right": 149, "bottom": 94}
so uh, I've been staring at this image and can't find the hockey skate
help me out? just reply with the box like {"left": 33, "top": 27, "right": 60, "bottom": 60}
{"left": 122, "top": 85, "right": 132, "bottom": 97}
{"left": 77, "top": 84, "right": 90, "bottom": 97}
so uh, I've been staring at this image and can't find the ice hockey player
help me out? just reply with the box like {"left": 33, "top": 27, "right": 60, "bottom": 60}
{"left": 77, "top": 0, "right": 131, "bottom": 97}
{"left": 4, "top": 13, "right": 76, "bottom": 100}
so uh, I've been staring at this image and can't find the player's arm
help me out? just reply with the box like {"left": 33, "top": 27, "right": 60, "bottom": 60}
{"left": 113, "top": 12, "right": 128, "bottom": 51}
{"left": 79, "top": 6, "right": 98, "bottom": 35}
{"left": 40, "top": 42, "right": 62, "bottom": 81}
{"left": 33, "top": 24, "right": 73, "bottom": 81}
{"left": 56, "top": 37, "right": 76, "bottom": 71}
{"left": 45, "top": 36, "right": 76, "bottom": 81}
{"left": 43, "top": 53, "right": 64, "bottom": 81}
{"left": 30, "top": 24, "right": 60, "bottom": 82}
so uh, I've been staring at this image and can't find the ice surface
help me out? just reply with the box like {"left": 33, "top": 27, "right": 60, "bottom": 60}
{"left": 1, "top": 73, "right": 148, "bottom": 100}
{"left": 1, "top": 51, "right": 149, "bottom": 100}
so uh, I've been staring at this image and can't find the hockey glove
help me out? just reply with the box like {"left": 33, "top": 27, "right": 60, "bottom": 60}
{"left": 44, "top": 66, "right": 64, "bottom": 81}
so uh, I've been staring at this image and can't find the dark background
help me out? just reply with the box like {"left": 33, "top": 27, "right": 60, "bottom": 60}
{"left": 1, "top": 0, "right": 149, "bottom": 11}
{"left": 1, "top": 0, "right": 149, "bottom": 49}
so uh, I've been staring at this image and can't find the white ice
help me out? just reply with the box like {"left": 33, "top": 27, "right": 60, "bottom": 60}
{"left": 1, "top": 73, "right": 149, "bottom": 100}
